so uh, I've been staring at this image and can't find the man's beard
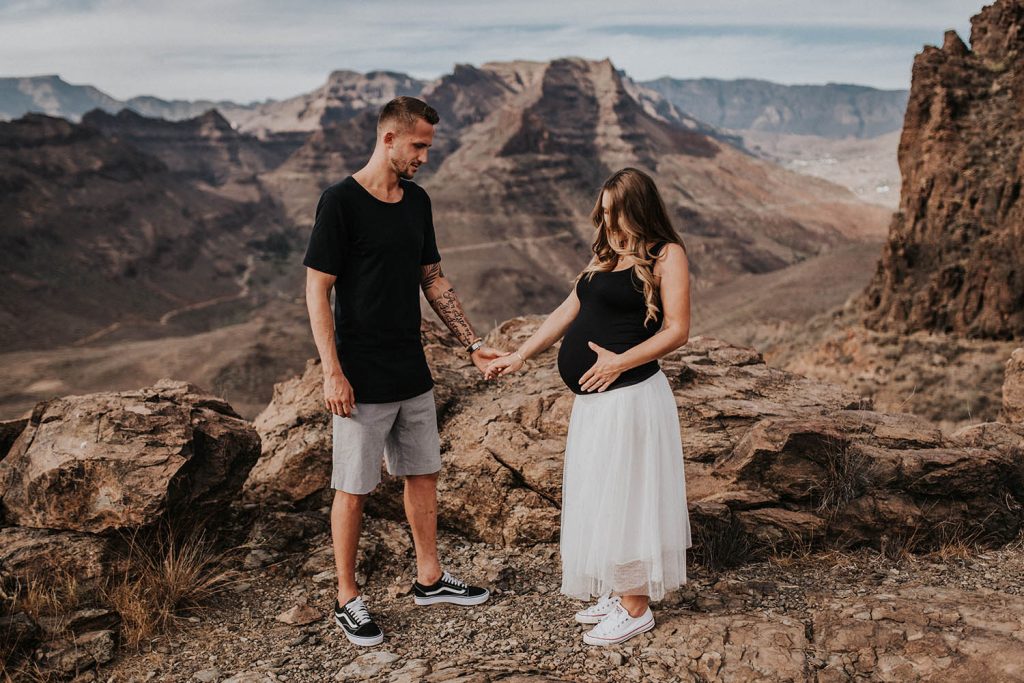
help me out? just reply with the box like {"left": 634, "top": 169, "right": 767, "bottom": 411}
{"left": 391, "top": 157, "right": 418, "bottom": 180}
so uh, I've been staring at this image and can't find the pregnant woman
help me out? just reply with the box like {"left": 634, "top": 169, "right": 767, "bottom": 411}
{"left": 486, "top": 167, "right": 692, "bottom": 646}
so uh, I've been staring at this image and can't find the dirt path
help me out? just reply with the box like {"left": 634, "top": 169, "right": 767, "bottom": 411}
{"left": 442, "top": 231, "right": 575, "bottom": 254}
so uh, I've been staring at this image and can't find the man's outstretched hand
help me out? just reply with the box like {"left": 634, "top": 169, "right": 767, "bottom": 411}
{"left": 471, "top": 346, "right": 509, "bottom": 377}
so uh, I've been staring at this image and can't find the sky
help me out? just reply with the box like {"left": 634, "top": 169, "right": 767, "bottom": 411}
{"left": 0, "top": 0, "right": 983, "bottom": 103}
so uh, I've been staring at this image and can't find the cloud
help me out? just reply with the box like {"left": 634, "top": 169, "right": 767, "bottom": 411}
{"left": 0, "top": 0, "right": 981, "bottom": 101}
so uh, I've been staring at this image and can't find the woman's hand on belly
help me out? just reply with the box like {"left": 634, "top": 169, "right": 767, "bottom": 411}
{"left": 579, "top": 342, "right": 625, "bottom": 392}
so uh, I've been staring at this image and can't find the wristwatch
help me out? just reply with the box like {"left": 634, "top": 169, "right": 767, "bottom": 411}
{"left": 467, "top": 338, "right": 484, "bottom": 354}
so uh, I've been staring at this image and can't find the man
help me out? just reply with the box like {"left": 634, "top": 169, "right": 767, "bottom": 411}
{"left": 303, "top": 96, "right": 503, "bottom": 647}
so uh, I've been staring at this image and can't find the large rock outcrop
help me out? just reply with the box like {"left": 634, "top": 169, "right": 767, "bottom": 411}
{"left": 253, "top": 317, "right": 1024, "bottom": 556}
{"left": 437, "top": 319, "right": 1023, "bottom": 551}
{"left": 0, "top": 379, "right": 260, "bottom": 533}
{"left": 861, "top": 0, "right": 1024, "bottom": 338}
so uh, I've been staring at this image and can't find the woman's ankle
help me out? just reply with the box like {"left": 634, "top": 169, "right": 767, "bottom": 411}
{"left": 619, "top": 595, "right": 650, "bottom": 617}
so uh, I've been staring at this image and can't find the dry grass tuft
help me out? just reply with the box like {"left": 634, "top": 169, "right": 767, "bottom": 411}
{"left": 1, "top": 569, "right": 84, "bottom": 674}
{"left": 808, "top": 437, "right": 878, "bottom": 517}
{"left": 692, "top": 515, "right": 756, "bottom": 571}
{"left": 928, "top": 519, "right": 990, "bottom": 561}
{"left": 14, "top": 571, "right": 84, "bottom": 631}
{"left": 877, "top": 527, "right": 924, "bottom": 566}
{"left": 105, "top": 529, "right": 238, "bottom": 650}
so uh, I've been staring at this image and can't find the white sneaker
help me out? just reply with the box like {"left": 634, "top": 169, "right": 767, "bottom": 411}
{"left": 574, "top": 593, "right": 621, "bottom": 624}
{"left": 582, "top": 603, "right": 655, "bottom": 646}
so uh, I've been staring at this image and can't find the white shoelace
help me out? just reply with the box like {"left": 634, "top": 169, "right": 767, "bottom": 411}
{"left": 442, "top": 571, "right": 467, "bottom": 589}
{"left": 347, "top": 598, "right": 371, "bottom": 626}
{"left": 597, "top": 604, "right": 632, "bottom": 633}
{"left": 583, "top": 593, "right": 619, "bottom": 614}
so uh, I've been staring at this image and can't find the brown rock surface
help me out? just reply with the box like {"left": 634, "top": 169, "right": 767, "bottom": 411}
{"left": 861, "top": 0, "right": 1024, "bottom": 338}
{"left": 0, "top": 526, "right": 123, "bottom": 586}
{"left": 0, "top": 417, "right": 25, "bottom": 461}
{"left": 254, "top": 317, "right": 1024, "bottom": 554}
{"left": 811, "top": 587, "right": 1024, "bottom": 681}
{"left": 0, "top": 379, "right": 260, "bottom": 533}
{"left": 1003, "top": 347, "right": 1024, "bottom": 423}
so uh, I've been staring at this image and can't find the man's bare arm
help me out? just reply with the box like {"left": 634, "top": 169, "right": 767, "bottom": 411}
{"left": 306, "top": 267, "right": 354, "bottom": 416}
{"left": 421, "top": 262, "right": 477, "bottom": 347}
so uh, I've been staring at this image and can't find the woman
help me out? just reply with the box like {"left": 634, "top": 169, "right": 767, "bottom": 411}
{"left": 486, "top": 167, "right": 692, "bottom": 646}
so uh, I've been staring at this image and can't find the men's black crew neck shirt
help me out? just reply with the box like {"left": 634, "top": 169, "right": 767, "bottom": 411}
{"left": 302, "top": 176, "right": 441, "bottom": 403}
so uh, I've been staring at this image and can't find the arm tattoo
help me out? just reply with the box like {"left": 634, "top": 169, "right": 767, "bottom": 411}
{"left": 427, "top": 287, "right": 477, "bottom": 348}
{"left": 421, "top": 263, "right": 443, "bottom": 290}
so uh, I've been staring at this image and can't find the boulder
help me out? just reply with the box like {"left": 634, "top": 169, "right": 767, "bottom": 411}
{"left": 0, "top": 417, "right": 27, "bottom": 462}
{"left": 0, "top": 379, "right": 260, "bottom": 533}
{"left": 244, "top": 359, "right": 333, "bottom": 505}
{"left": 37, "top": 629, "right": 116, "bottom": 678}
{"left": 0, "top": 527, "right": 124, "bottom": 587}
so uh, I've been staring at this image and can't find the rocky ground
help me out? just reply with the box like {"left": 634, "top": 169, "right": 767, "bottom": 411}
{"left": 95, "top": 515, "right": 1024, "bottom": 683}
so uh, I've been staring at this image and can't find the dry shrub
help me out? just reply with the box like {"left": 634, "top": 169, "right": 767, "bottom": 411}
{"left": 877, "top": 526, "right": 923, "bottom": 565}
{"left": 767, "top": 527, "right": 826, "bottom": 567}
{"left": 928, "top": 518, "right": 990, "bottom": 561}
{"left": 105, "top": 529, "right": 238, "bottom": 650}
{"left": 1, "top": 568, "right": 84, "bottom": 672}
{"left": 692, "top": 515, "right": 755, "bottom": 571}
{"left": 14, "top": 571, "right": 83, "bottom": 630}
{"left": 809, "top": 437, "right": 878, "bottom": 517}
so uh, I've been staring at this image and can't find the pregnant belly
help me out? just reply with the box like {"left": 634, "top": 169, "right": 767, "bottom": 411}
{"left": 558, "top": 326, "right": 657, "bottom": 394}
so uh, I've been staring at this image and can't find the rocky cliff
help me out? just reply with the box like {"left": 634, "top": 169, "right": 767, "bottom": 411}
{"left": 861, "top": 0, "right": 1024, "bottom": 338}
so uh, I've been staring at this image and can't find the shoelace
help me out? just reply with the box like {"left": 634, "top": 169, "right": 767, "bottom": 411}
{"left": 346, "top": 599, "right": 372, "bottom": 626}
{"left": 599, "top": 604, "right": 631, "bottom": 633}
{"left": 589, "top": 594, "right": 619, "bottom": 613}
{"left": 441, "top": 571, "right": 467, "bottom": 589}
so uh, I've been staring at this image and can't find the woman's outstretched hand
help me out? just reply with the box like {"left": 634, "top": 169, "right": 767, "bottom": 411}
{"left": 579, "top": 342, "right": 624, "bottom": 392}
{"left": 485, "top": 351, "right": 526, "bottom": 380}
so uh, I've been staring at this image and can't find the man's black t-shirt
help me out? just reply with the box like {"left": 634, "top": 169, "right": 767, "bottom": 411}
{"left": 302, "top": 176, "right": 441, "bottom": 403}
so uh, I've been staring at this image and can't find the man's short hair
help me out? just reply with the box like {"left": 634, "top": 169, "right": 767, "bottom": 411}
{"left": 377, "top": 96, "right": 439, "bottom": 134}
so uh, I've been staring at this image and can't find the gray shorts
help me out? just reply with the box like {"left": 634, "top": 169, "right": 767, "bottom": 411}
{"left": 331, "top": 388, "right": 441, "bottom": 494}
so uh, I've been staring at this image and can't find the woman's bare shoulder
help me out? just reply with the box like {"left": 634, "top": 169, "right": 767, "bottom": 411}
{"left": 654, "top": 242, "right": 687, "bottom": 273}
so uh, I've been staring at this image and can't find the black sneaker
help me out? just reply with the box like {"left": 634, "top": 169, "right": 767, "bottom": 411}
{"left": 413, "top": 571, "right": 490, "bottom": 606}
{"left": 334, "top": 596, "right": 384, "bottom": 646}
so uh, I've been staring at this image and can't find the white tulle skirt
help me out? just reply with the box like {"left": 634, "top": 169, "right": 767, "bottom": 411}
{"left": 559, "top": 370, "right": 691, "bottom": 602}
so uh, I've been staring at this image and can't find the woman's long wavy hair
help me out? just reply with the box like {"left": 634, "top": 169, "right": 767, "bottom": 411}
{"left": 579, "top": 167, "right": 686, "bottom": 326}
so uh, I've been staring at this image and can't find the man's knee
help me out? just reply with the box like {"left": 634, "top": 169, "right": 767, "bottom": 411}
{"left": 333, "top": 488, "right": 368, "bottom": 509}
{"left": 405, "top": 471, "right": 439, "bottom": 486}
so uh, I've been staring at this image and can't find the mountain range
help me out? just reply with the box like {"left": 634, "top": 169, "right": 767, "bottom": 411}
{"left": 1, "top": 72, "right": 907, "bottom": 140}
{"left": 0, "top": 57, "right": 891, "bottom": 419}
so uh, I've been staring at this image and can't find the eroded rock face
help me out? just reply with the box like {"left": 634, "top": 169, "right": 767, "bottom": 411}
{"left": 0, "top": 527, "right": 123, "bottom": 586}
{"left": 1003, "top": 348, "right": 1024, "bottom": 423}
{"left": 811, "top": 587, "right": 1024, "bottom": 682}
{"left": 253, "top": 317, "right": 1024, "bottom": 557}
{"left": 861, "top": 1, "right": 1024, "bottom": 338}
{"left": 0, "top": 417, "right": 26, "bottom": 462}
{"left": 0, "top": 379, "right": 260, "bottom": 533}
{"left": 442, "top": 318, "right": 1024, "bottom": 551}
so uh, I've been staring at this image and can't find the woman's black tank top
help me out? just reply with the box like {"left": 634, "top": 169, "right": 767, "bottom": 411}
{"left": 558, "top": 245, "right": 665, "bottom": 395}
